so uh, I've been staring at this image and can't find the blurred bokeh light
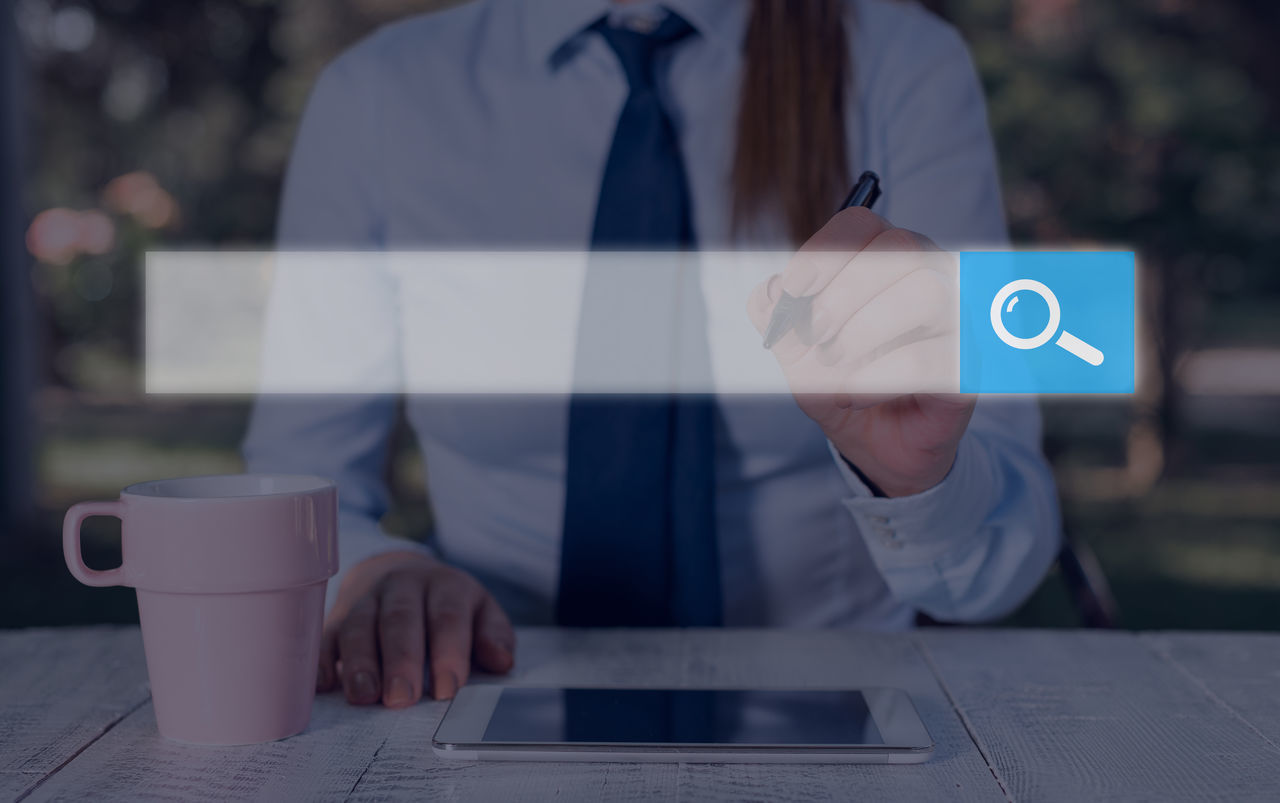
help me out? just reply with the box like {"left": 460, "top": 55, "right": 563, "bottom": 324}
{"left": 5, "top": 0, "right": 1278, "bottom": 629}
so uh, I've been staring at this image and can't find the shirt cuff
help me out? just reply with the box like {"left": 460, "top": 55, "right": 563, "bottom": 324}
{"left": 830, "top": 434, "right": 998, "bottom": 562}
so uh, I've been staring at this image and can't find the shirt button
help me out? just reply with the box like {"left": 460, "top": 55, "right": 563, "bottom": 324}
{"left": 868, "top": 519, "right": 900, "bottom": 549}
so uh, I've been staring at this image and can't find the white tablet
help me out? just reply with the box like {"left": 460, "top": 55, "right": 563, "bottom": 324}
{"left": 432, "top": 686, "right": 933, "bottom": 763}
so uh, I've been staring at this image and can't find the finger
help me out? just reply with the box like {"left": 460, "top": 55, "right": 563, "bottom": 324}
{"left": 754, "top": 285, "right": 821, "bottom": 371}
{"left": 750, "top": 275, "right": 819, "bottom": 368}
{"left": 779, "top": 207, "right": 894, "bottom": 297}
{"left": 844, "top": 335, "right": 960, "bottom": 397}
{"left": 772, "top": 265, "right": 953, "bottom": 397}
{"left": 316, "top": 625, "right": 339, "bottom": 692}
{"left": 425, "top": 575, "right": 479, "bottom": 700}
{"left": 917, "top": 393, "right": 979, "bottom": 415}
{"left": 817, "top": 266, "right": 956, "bottom": 375}
{"left": 377, "top": 576, "right": 427, "bottom": 709}
{"left": 746, "top": 275, "right": 782, "bottom": 336}
{"left": 864, "top": 226, "right": 935, "bottom": 254}
{"left": 808, "top": 249, "right": 946, "bottom": 346}
{"left": 472, "top": 593, "right": 516, "bottom": 674}
{"left": 336, "top": 595, "right": 382, "bottom": 705}
{"left": 837, "top": 392, "right": 900, "bottom": 412}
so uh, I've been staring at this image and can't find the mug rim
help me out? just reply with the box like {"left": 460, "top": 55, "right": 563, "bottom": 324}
{"left": 122, "top": 473, "right": 336, "bottom": 501}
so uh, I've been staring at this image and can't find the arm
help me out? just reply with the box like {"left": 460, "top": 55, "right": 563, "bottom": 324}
{"left": 749, "top": 14, "right": 1059, "bottom": 622}
{"left": 243, "top": 51, "right": 429, "bottom": 615}
{"left": 243, "top": 50, "right": 513, "bottom": 706}
{"left": 857, "top": 15, "right": 1060, "bottom": 621}
{"left": 832, "top": 399, "right": 1060, "bottom": 622}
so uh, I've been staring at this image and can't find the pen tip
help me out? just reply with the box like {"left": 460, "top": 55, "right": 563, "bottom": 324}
{"left": 762, "top": 319, "right": 787, "bottom": 350}
{"left": 763, "top": 292, "right": 805, "bottom": 349}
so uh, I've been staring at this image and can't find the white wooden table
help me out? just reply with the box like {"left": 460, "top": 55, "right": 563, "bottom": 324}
{"left": 2, "top": 627, "right": 1278, "bottom": 802}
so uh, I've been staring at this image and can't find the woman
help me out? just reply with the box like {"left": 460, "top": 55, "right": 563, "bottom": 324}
{"left": 245, "top": 0, "right": 1060, "bottom": 709}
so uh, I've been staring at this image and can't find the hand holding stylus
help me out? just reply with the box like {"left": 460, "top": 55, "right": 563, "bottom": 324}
{"left": 747, "top": 200, "right": 975, "bottom": 498}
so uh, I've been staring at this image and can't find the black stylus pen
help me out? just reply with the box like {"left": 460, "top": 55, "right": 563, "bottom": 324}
{"left": 761, "top": 170, "right": 882, "bottom": 349}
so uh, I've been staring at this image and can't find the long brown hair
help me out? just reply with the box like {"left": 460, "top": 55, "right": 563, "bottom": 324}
{"left": 731, "top": 0, "right": 851, "bottom": 245}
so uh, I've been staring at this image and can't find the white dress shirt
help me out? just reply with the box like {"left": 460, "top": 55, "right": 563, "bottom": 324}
{"left": 243, "top": 0, "right": 1061, "bottom": 628}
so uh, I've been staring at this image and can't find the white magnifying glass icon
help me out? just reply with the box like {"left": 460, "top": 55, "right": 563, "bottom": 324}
{"left": 990, "top": 279, "right": 1104, "bottom": 366}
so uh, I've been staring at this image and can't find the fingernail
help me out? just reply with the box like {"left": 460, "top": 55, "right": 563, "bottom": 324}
{"left": 782, "top": 261, "right": 818, "bottom": 297}
{"left": 353, "top": 671, "right": 378, "bottom": 702}
{"left": 489, "top": 629, "right": 516, "bottom": 658}
{"left": 434, "top": 670, "right": 460, "bottom": 700}
{"left": 766, "top": 275, "right": 783, "bottom": 303}
{"left": 386, "top": 676, "right": 414, "bottom": 708}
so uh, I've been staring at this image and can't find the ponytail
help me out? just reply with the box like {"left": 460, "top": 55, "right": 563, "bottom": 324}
{"left": 731, "top": 0, "right": 852, "bottom": 245}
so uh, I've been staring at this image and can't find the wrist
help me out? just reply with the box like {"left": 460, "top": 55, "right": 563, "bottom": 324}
{"left": 838, "top": 447, "right": 959, "bottom": 498}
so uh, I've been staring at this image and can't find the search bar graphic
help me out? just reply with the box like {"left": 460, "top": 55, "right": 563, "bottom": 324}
{"left": 989, "top": 279, "right": 1104, "bottom": 366}
{"left": 960, "top": 252, "right": 1134, "bottom": 394}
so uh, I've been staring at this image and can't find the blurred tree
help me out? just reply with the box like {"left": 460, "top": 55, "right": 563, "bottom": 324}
{"left": 12, "top": 0, "right": 1280, "bottom": 629}
{"left": 23, "top": 0, "right": 283, "bottom": 391}
{"left": 21, "top": 0, "right": 457, "bottom": 392}
{"left": 19, "top": 0, "right": 1280, "bottom": 461}
{"left": 927, "top": 0, "right": 1280, "bottom": 482}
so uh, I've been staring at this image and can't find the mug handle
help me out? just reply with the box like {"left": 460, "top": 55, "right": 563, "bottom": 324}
{"left": 63, "top": 501, "right": 126, "bottom": 587}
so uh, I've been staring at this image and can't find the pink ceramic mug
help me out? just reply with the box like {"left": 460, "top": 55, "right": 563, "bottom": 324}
{"left": 63, "top": 474, "right": 338, "bottom": 745}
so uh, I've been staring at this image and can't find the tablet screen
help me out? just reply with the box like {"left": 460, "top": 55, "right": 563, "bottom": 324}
{"left": 481, "top": 689, "right": 885, "bottom": 746}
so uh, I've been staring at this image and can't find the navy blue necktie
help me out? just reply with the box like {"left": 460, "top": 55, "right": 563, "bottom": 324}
{"left": 556, "top": 11, "right": 723, "bottom": 627}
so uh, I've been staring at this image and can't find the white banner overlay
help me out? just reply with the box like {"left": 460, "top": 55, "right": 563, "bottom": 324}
{"left": 145, "top": 251, "right": 960, "bottom": 396}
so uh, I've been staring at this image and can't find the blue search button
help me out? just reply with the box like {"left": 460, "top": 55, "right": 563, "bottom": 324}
{"left": 959, "top": 252, "right": 1135, "bottom": 394}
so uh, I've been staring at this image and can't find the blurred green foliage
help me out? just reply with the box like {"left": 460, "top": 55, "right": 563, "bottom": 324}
{"left": 23, "top": 0, "right": 1280, "bottom": 386}
{"left": 943, "top": 0, "right": 1280, "bottom": 409}
{"left": 22, "top": 0, "right": 1280, "bottom": 392}
{"left": 11, "top": 0, "right": 1280, "bottom": 629}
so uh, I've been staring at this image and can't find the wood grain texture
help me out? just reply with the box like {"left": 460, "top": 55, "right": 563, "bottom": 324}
{"left": 18, "top": 626, "right": 1280, "bottom": 802}
{"left": 348, "top": 628, "right": 1006, "bottom": 802}
{"left": 0, "top": 773, "right": 39, "bottom": 801}
{"left": 15, "top": 627, "right": 1005, "bottom": 802}
{"left": 24, "top": 694, "right": 401, "bottom": 802}
{"left": 1144, "top": 632, "right": 1280, "bottom": 750}
{"left": 918, "top": 629, "right": 1280, "bottom": 803}
{"left": 0, "top": 627, "right": 150, "bottom": 798}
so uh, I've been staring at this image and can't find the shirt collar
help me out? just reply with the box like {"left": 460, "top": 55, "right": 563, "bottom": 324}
{"left": 519, "top": 0, "right": 746, "bottom": 67}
